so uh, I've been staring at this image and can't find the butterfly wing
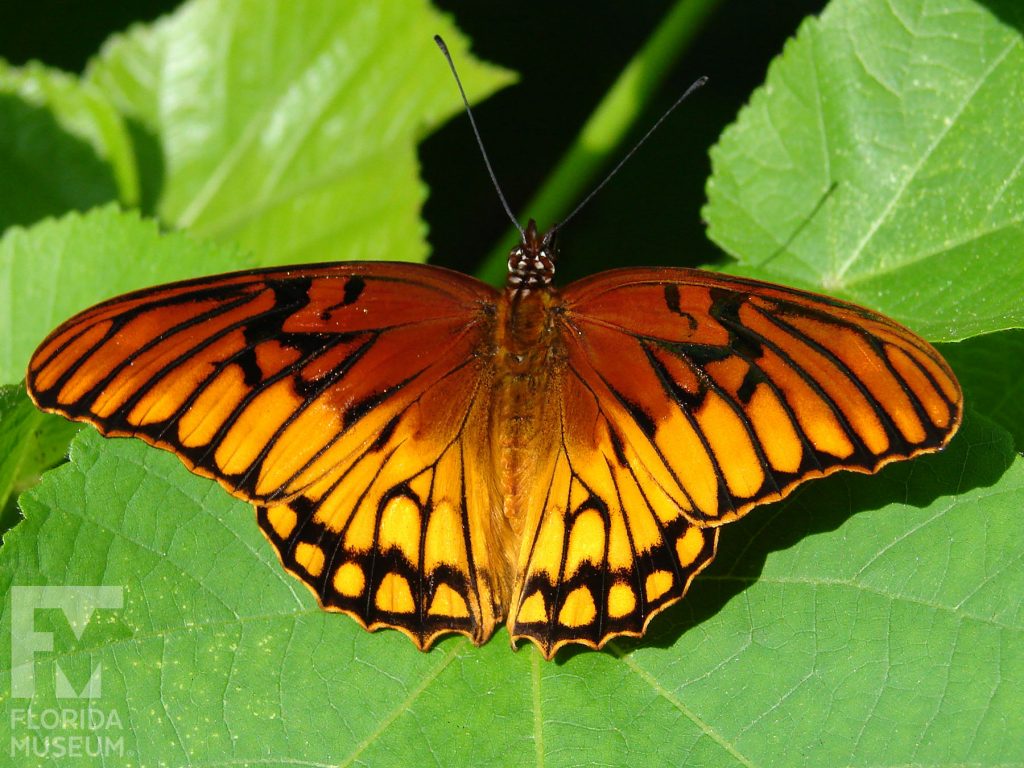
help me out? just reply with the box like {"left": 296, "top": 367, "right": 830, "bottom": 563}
{"left": 27, "top": 262, "right": 509, "bottom": 649}
{"left": 506, "top": 267, "right": 961, "bottom": 657}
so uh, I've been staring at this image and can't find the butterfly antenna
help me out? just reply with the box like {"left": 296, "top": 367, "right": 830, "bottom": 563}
{"left": 551, "top": 75, "right": 708, "bottom": 237}
{"left": 435, "top": 35, "right": 526, "bottom": 242}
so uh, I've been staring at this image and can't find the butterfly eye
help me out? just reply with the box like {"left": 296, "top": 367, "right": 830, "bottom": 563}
{"left": 536, "top": 250, "right": 555, "bottom": 283}
{"left": 506, "top": 246, "right": 526, "bottom": 274}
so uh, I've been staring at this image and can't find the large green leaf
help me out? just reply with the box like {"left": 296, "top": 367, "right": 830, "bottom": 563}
{"left": 704, "top": 0, "right": 1024, "bottom": 341}
{"left": 86, "top": 0, "right": 512, "bottom": 266}
{"left": 0, "top": 413, "right": 1018, "bottom": 767}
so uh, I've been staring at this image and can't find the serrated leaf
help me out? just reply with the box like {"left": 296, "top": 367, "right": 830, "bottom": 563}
{"left": 0, "top": 413, "right": 1019, "bottom": 766}
{"left": 0, "top": 384, "right": 79, "bottom": 534}
{"left": 0, "top": 206, "right": 247, "bottom": 385}
{"left": 0, "top": 60, "right": 137, "bottom": 232}
{"left": 703, "top": 0, "right": 1024, "bottom": 341}
{"left": 85, "top": 0, "right": 512, "bottom": 266}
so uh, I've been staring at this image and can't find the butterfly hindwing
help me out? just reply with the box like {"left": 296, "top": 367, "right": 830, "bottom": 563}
{"left": 27, "top": 262, "right": 509, "bottom": 648}
{"left": 254, "top": 354, "right": 506, "bottom": 648}
{"left": 504, "top": 370, "right": 720, "bottom": 656}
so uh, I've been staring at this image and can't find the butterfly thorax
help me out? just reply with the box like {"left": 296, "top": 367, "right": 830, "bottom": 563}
{"left": 498, "top": 220, "right": 560, "bottom": 374}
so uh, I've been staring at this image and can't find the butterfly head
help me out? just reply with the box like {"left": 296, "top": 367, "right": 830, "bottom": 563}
{"left": 507, "top": 219, "right": 556, "bottom": 294}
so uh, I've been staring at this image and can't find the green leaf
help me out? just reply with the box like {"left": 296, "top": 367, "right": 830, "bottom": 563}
{"left": 704, "top": 0, "right": 1024, "bottom": 341}
{"left": 85, "top": 0, "right": 512, "bottom": 266}
{"left": 0, "top": 206, "right": 246, "bottom": 385}
{"left": 1, "top": 413, "right": 1019, "bottom": 766}
{"left": 0, "top": 384, "right": 78, "bottom": 535}
{"left": 0, "top": 60, "right": 137, "bottom": 232}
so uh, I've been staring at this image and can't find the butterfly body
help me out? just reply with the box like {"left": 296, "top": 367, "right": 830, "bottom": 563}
{"left": 27, "top": 226, "right": 961, "bottom": 658}
{"left": 492, "top": 292, "right": 560, "bottom": 520}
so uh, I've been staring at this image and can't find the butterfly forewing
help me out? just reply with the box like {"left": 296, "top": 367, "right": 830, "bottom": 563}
{"left": 559, "top": 268, "right": 961, "bottom": 524}
{"left": 26, "top": 262, "right": 510, "bottom": 648}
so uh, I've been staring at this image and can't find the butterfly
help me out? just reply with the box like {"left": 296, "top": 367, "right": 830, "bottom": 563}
{"left": 25, "top": 216, "right": 961, "bottom": 658}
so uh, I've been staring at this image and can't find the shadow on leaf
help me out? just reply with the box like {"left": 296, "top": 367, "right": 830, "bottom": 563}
{"left": 0, "top": 93, "right": 119, "bottom": 230}
{"left": 978, "top": 0, "right": 1024, "bottom": 36}
{"left": 940, "top": 330, "right": 1024, "bottom": 452}
{"left": 122, "top": 115, "right": 164, "bottom": 219}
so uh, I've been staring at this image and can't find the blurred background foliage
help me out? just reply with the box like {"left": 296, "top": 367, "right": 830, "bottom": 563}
{"left": 0, "top": 0, "right": 828, "bottom": 280}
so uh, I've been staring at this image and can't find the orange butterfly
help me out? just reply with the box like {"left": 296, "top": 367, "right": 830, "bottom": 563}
{"left": 26, "top": 218, "right": 961, "bottom": 658}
